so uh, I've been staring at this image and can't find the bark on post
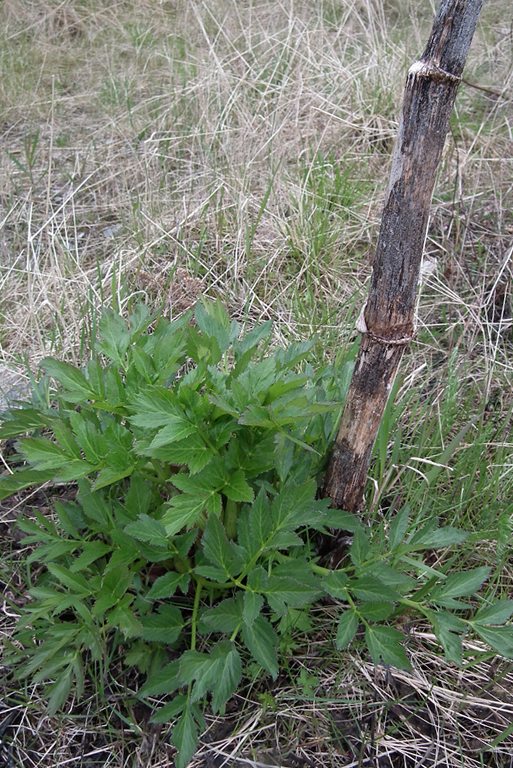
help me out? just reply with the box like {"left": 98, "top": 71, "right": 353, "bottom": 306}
{"left": 324, "top": 0, "right": 483, "bottom": 511}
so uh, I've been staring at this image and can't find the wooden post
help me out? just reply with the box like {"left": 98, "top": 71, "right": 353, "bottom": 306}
{"left": 324, "top": 0, "right": 483, "bottom": 512}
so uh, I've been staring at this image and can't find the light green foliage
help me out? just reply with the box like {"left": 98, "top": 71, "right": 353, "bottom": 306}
{"left": 1, "top": 300, "right": 512, "bottom": 767}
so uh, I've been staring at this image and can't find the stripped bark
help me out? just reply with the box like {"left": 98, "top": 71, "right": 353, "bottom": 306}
{"left": 324, "top": 0, "right": 483, "bottom": 512}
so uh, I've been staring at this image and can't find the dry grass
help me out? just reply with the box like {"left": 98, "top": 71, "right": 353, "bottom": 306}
{"left": 1, "top": 1, "right": 512, "bottom": 766}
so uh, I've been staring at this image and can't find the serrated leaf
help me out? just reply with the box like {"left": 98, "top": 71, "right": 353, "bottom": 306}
{"left": 322, "top": 570, "right": 349, "bottom": 600}
{"left": 365, "top": 625, "right": 411, "bottom": 669}
{"left": 473, "top": 625, "right": 513, "bottom": 658}
{"left": 124, "top": 515, "right": 167, "bottom": 545}
{"left": 172, "top": 705, "right": 199, "bottom": 768}
{"left": 179, "top": 642, "right": 232, "bottom": 705}
{"left": 202, "top": 514, "right": 245, "bottom": 578}
{"left": 241, "top": 615, "right": 278, "bottom": 678}
{"left": 0, "top": 407, "right": 51, "bottom": 439}
{"left": 129, "top": 398, "right": 180, "bottom": 430}
{"left": 322, "top": 509, "right": 365, "bottom": 533}
{"left": 47, "top": 564, "right": 92, "bottom": 595}
{"left": 263, "top": 566, "right": 322, "bottom": 613}
{"left": 0, "top": 468, "right": 56, "bottom": 501}
{"left": 42, "top": 359, "right": 95, "bottom": 400}
{"left": 70, "top": 541, "right": 111, "bottom": 572}
{"left": 195, "top": 299, "right": 234, "bottom": 353}
{"left": 336, "top": 610, "right": 359, "bottom": 649}
{"left": 108, "top": 601, "right": 142, "bottom": 638}
{"left": 141, "top": 604, "right": 183, "bottom": 643}
{"left": 388, "top": 507, "right": 410, "bottom": 550}
{"left": 93, "top": 463, "right": 134, "bottom": 490}
{"left": 162, "top": 494, "right": 209, "bottom": 536}
{"left": 147, "top": 572, "right": 190, "bottom": 600}
{"left": 349, "top": 528, "right": 371, "bottom": 567}
{"left": 473, "top": 600, "right": 513, "bottom": 626}
{"left": 149, "top": 419, "right": 197, "bottom": 449}
{"left": 431, "top": 611, "right": 466, "bottom": 664}
{"left": 47, "top": 667, "right": 73, "bottom": 715}
{"left": 18, "top": 437, "right": 73, "bottom": 470}
{"left": 199, "top": 596, "right": 243, "bottom": 633}
{"left": 151, "top": 693, "right": 188, "bottom": 722}
{"left": 243, "top": 592, "right": 263, "bottom": 627}
{"left": 194, "top": 564, "right": 227, "bottom": 582}
{"left": 211, "top": 641, "right": 242, "bottom": 714}
{"left": 140, "top": 661, "right": 181, "bottom": 698}
{"left": 140, "top": 433, "right": 213, "bottom": 474}
{"left": 433, "top": 567, "right": 490, "bottom": 600}
{"left": 409, "top": 526, "right": 467, "bottom": 550}
{"left": 366, "top": 564, "right": 417, "bottom": 594}
{"left": 97, "top": 310, "right": 131, "bottom": 365}
{"left": 358, "top": 602, "right": 395, "bottom": 621}
{"left": 223, "top": 469, "right": 254, "bottom": 503}
{"left": 124, "top": 473, "right": 152, "bottom": 518}
{"left": 348, "top": 576, "right": 399, "bottom": 603}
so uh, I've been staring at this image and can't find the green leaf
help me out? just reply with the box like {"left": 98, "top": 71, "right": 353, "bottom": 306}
{"left": 178, "top": 640, "right": 240, "bottom": 713}
{"left": 172, "top": 705, "right": 199, "bottom": 768}
{"left": 140, "top": 433, "right": 213, "bottom": 474}
{"left": 365, "top": 625, "right": 411, "bottom": 669}
{"left": 408, "top": 526, "right": 467, "bottom": 550}
{"left": 263, "top": 564, "right": 322, "bottom": 613}
{"left": 336, "top": 610, "right": 359, "bottom": 649}
{"left": 141, "top": 605, "right": 183, "bottom": 643}
{"left": 141, "top": 661, "right": 181, "bottom": 698}
{"left": 431, "top": 611, "right": 465, "bottom": 664}
{"left": 42, "top": 359, "right": 95, "bottom": 400}
{"left": 322, "top": 509, "right": 365, "bottom": 533}
{"left": 238, "top": 480, "right": 323, "bottom": 559}
{"left": 195, "top": 299, "right": 235, "bottom": 353}
{"left": 0, "top": 407, "right": 51, "bottom": 439}
{"left": 358, "top": 602, "right": 395, "bottom": 621}
{"left": 348, "top": 576, "right": 399, "bottom": 603}
{"left": 151, "top": 693, "right": 188, "bottom": 723}
{"left": 202, "top": 514, "right": 245, "bottom": 578}
{"left": 241, "top": 615, "right": 278, "bottom": 678}
{"left": 0, "top": 468, "right": 56, "bottom": 501}
{"left": 47, "top": 667, "right": 73, "bottom": 715}
{"left": 108, "top": 600, "right": 142, "bottom": 638}
{"left": 200, "top": 597, "right": 243, "bottom": 633}
{"left": 473, "top": 625, "right": 513, "bottom": 658}
{"left": 349, "top": 528, "right": 370, "bottom": 567}
{"left": 147, "top": 572, "right": 191, "bottom": 600}
{"left": 243, "top": 592, "right": 263, "bottom": 627}
{"left": 322, "top": 570, "right": 349, "bottom": 600}
{"left": 77, "top": 480, "right": 111, "bottom": 526}
{"left": 433, "top": 567, "right": 490, "bottom": 600}
{"left": 149, "top": 419, "right": 197, "bottom": 449}
{"left": 211, "top": 641, "right": 242, "bottom": 714}
{"left": 388, "top": 507, "right": 410, "bottom": 550}
{"left": 70, "top": 542, "right": 111, "bottom": 572}
{"left": 47, "top": 565, "right": 92, "bottom": 595}
{"left": 162, "top": 494, "right": 210, "bottom": 537}
{"left": 97, "top": 310, "right": 131, "bottom": 365}
{"left": 18, "top": 437, "right": 74, "bottom": 470}
{"left": 93, "top": 463, "right": 135, "bottom": 491}
{"left": 223, "top": 469, "right": 254, "bottom": 503}
{"left": 124, "top": 515, "right": 167, "bottom": 545}
{"left": 473, "top": 600, "right": 513, "bottom": 626}
{"left": 366, "top": 564, "right": 416, "bottom": 594}
{"left": 129, "top": 389, "right": 183, "bottom": 429}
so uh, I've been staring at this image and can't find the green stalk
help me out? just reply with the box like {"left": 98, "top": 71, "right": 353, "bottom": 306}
{"left": 224, "top": 497, "right": 238, "bottom": 540}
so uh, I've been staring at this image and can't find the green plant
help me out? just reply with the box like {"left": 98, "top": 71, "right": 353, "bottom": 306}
{"left": 1, "top": 300, "right": 512, "bottom": 768}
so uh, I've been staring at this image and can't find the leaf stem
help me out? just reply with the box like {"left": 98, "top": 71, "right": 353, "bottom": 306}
{"left": 190, "top": 578, "right": 203, "bottom": 651}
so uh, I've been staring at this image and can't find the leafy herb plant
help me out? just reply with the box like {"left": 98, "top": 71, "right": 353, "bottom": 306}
{"left": 1, "top": 300, "right": 512, "bottom": 767}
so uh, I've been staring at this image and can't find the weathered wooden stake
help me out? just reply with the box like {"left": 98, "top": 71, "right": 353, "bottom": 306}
{"left": 324, "top": 0, "right": 483, "bottom": 512}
